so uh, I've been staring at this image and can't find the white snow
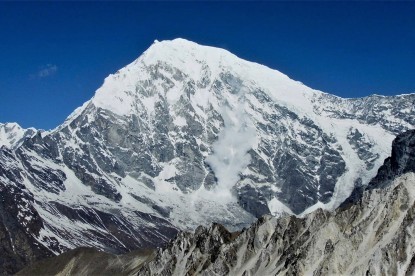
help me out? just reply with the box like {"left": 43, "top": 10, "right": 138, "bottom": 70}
{"left": 89, "top": 38, "right": 323, "bottom": 118}
{"left": 268, "top": 197, "right": 293, "bottom": 216}
{"left": 0, "top": 122, "right": 36, "bottom": 148}
{"left": 300, "top": 118, "right": 396, "bottom": 215}
{"left": 173, "top": 116, "right": 187, "bottom": 127}
{"left": 205, "top": 89, "right": 258, "bottom": 202}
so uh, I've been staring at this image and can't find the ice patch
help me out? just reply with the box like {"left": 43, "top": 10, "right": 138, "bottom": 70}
{"left": 268, "top": 197, "right": 293, "bottom": 216}
{"left": 173, "top": 116, "right": 187, "bottom": 127}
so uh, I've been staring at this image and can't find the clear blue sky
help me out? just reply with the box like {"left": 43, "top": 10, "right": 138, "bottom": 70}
{"left": 1, "top": 2, "right": 414, "bottom": 129}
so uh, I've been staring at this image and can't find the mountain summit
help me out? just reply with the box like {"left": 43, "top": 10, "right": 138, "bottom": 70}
{"left": 91, "top": 38, "right": 315, "bottom": 118}
{"left": 1, "top": 39, "right": 414, "bottom": 274}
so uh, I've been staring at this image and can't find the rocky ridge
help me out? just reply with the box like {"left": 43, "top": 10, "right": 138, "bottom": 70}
{"left": 16, "top": 247, "right": 155, "bottom": 276}
{"left": 138, "top": 171, "right": 415, "bottom": 275}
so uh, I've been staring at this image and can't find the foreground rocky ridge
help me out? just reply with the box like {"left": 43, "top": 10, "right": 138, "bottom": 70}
{"left": 19, "top": 130, "right": 415, "bottom": 275}
{"left": 1, "top": 39, "right": 415, "bottom": 274}
{"left": 16, "top": 247, "right": 155, "bottom": 276}
{"left": 137, "top": 172, "right": 415, "bottom": 275}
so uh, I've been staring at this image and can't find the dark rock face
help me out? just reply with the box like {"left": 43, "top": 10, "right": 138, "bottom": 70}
{"left": 347, "top": 128, "right": 380, "bottom": 170}
{"left": 0, "top": 148, "right": 53, "bottom": 275}
{"left": 236, "top": 184, "right": 270, "bottom": 218}
{"left": 368, "top": 129, "right": 415, "bottom": 189}
{"left": 0, "top": 191, "right": 52, "bottom": 275}
{"left": 343, "top": 129, "right": 415, "bottom": 207}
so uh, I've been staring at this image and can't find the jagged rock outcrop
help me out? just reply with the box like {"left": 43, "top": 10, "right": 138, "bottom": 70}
{"left": 368, "top": 129, "right": 415, "bottom": 189}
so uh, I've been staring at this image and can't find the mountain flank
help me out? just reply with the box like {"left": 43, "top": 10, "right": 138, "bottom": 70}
{"left": 1, "top": 39, "right": 414, "bottom": 274}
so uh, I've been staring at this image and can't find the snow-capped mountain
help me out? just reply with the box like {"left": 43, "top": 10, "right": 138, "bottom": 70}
{"left": 0, "top": 123, "right": 36, "bottom": 149}
{"left": 17, "top": 130, "right": 415, "bottom": 275}
{"left": 1, "top": 38, "right": 414, "bottom": 274}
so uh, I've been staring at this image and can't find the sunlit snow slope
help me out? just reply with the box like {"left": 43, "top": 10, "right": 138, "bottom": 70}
{"left": 0, "top": 123, "right": 36, "bottom": 149}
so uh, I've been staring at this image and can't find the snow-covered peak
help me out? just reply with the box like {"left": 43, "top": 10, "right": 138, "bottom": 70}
{"left": 141, "top": 38, "right": 244, "bottom": 75}
{"left": 0, "top": 122, "right": 36, "bottom": 149}
{"left": 91, "top": 38, "right": 320, "bottom": 117}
